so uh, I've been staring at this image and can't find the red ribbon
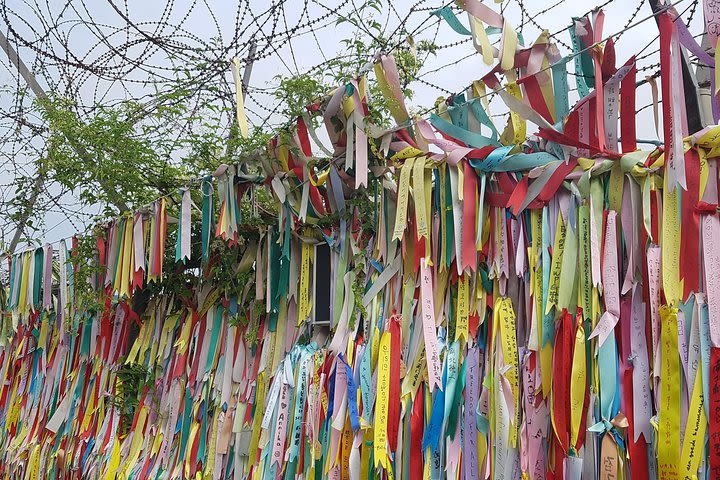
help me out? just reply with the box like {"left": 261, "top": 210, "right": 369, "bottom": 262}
{"left": 537, "top": 159, "right": 580, "bottom": 203}
{"left": 592, "top": 11, "right": 606, "bottom": 152}
{"left": 516, "top": 72, "right": 554, "bottom": 124}
{"left": 387, "top": 318, "right": 401, "bottom": 451}
{"left": 462, "top": 160, "right": 478, "bottom": 272}
{"left": 495, "top": 172, "right": 517, "bottom": 195}
{"left": 620, "top": 58, "right": 637, "bottom": 153}
{"left": 680, "top": 148, "right": 701, "bottom": 297}
{"left": 696, "top": 201, "right": 719, "bottom": 214}
{"left": 506, "top": 176, "right": 529, "bottom": 216}
{"left": 709, "top": 347, "right": 720, "bottom": 476}
{"left": 601, "top": 38, "right": 616, "bottom": 80}
{"left": 296, "top": 117, "right": 313, "bottom": 158}
{"left": 658, "top": 12, "right": 677, "bottom": 180}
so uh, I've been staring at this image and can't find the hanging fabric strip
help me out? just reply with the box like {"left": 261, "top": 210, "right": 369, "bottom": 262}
{"left": 420, "top": 259, "right": 442, "bottom": 391}
{"left": 658, "top": 12, "right": 686, "bottom": 191}
{"left": 132, "top": 212, "right": 145, "bottom": 289}
{"left": 176, "top": 188, "right": 192, "bottom": 263}
{"left": 201, "top": 177, "right": 213, "bottom": 264}
{"left": 231, "top": 57, "right": 249, "bottom": 137}
{"left": 658, "top": 305, "right": 681, "bottom": 479}
{"left": 42, "top": 244, "right": 52, "bottom": 311}
{"left": 569, "top": 17, "right": 592, "bottom": 99}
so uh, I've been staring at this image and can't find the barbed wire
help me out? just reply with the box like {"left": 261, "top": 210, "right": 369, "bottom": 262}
{"left": 0, "top": 0, "right": 459, "bottom": 249}
{"left": 0, "top": 0, "right": 710, "bottom": 251}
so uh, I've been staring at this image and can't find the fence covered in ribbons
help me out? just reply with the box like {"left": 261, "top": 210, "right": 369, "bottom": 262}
{"left": 3, "top": 2, "right": 720, "bottom": 480}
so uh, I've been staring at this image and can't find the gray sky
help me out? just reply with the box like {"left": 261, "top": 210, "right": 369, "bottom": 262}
{"left": 0, "top": 0, "right": 708, "bottom": 248}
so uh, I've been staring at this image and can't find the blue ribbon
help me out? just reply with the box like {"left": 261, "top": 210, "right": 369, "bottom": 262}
{"left": 469, "top": 144, "right": 513, "bottom": 172}
{"left": 340, "top": 354, "right": 361, "bottom": 431}
{"left": 422, "top": 364, "right": 447, "bottom": 452}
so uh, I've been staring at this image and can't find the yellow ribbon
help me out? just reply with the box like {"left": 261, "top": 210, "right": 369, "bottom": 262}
{"left": 373, "top": 331, "right": 391, "bottom": 471}
{"left": 679, "top": 364, "right": 706, "bottom": 478}
{"left": 498, "top": 297, "right": 519, "bottom": 447}
{"left": 298, "top": 241, "right": 312, "bottom": 325}
{"left": 569, "top": 318, "right": 586, "bottom": 449}
{"left": 545, "top": 213, "right": 566, "bottom": 315}
{"left": 456, "top": 274, "right": 470, "bottom": 343}
{"left": 661, "top": 182, "right": 682, "bottom": 305}
{"left": 658, "top": 305, "right": 681, "bottom": 479}
{"left": 392, "top": 157, "right": 416, "bottom": 241}
{"left": 413, "top": 156, "right": 429, "bottom": 240}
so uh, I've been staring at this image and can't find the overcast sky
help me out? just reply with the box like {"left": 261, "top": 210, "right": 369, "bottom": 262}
{"left": 0, "top": 0, "right": 709, "bottom": 248}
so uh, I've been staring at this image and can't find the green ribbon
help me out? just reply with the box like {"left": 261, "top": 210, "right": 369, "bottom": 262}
{"left": 201, "top": 176, "right": 213, "bottom": 263}
{"left": 177, "top": 384, "right": 194, "bottom": 462}
{"left": 80, "top": 313, "right": 93, "bottom": 356}
{"left": 446, "top": 351, "right": 466, "bottom": 439}
{"left": 33, "top": 247, "right": 43, "bottom": 308}
{"left": 205, "top": 306, "right": 223, "bottom": 375}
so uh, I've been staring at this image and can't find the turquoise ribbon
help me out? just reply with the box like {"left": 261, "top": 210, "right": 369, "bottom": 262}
{"left": 552, "top": 59, "right": 570, "bottom": 121}
{"left": 469, "top": 144, "right": 513, "bottom": 172}
{"left": 448, "top": 102, "right": 468, "bottom": 131}
{"left": 205, "top": 306, "right": 223, "bottom": 375}
{"left": 429, "top": 113, "right": 497, "bottom": 149}
{"left": 598, "top": 333, "right": 619, "bottom": 421}
{"left": 8, "top": 254, "right": 17, "bottom": 310}
{"left": 446, "top": 351, "right": 466, "bottom": 440}
{"left": 568, "top": 20, "right": 593, "bottom": 98}
{"left": 468, "top": 99, "right": 499, "bottom": 142}
{"left": 443, "top": 341, "right": 460, "bottom": 422}
{"left": 432, "top": 7, "right": 524, "bottom": 44}
{"left": 360, "top": 344, "right": 373, "bottom": 423}
{"left": 432, "top": 6, "right": 471, "bottom": 36}
{"left": 495, "top": 152, "right": 560, "bottom": 172}
{"left": 288, "top": 347, "right": 311, "bottom": 461}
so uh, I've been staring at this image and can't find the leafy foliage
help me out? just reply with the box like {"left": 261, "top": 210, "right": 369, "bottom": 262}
{"left": 111, "top": 361, "right": 154, "bottom": 436}
{"left": 38, "top": 87, "right": 220, "bottom": 216}
{"left": 7, "top": 1, "right": 440, "bottom": 321}
{"left": 273, "top": 73, "right": 328, "bottom": 120}
{"left": 18, "top": 0, "right": 437, "bottom": 235}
